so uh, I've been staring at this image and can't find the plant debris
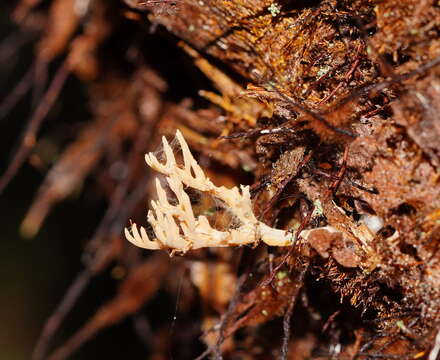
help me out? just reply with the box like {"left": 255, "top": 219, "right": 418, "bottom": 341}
{"left": 3, "top": 0, "right": 440, "bottom": 358}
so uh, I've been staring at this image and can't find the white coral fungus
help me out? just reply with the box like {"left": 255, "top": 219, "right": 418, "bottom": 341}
{"left": 125, "top": 130, "right": 340, "bottom": 254}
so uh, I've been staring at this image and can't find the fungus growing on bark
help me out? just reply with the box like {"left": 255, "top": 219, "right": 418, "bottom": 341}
{"left": 125, "top": 130, "right": 341, "bottom": 254}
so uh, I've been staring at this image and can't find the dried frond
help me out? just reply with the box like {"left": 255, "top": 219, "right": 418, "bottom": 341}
{"left": 125, "top": 130, "right": 340, "bottom": 253}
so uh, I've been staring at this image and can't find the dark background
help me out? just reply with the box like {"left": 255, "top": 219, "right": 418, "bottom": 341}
{"left": 0, "top": 3, "right": 152, "bottom": 359}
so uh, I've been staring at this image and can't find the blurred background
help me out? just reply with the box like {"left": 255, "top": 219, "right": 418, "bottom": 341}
{"left": 0, "top": 2, "right": 189, "bottom": 359}
{"left": 0, "top": 3, "right": 116, "bottom": 360}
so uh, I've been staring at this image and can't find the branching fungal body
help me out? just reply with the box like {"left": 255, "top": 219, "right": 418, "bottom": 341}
{"left": 125, "top": 130, "right": 340, "bottom": 254}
